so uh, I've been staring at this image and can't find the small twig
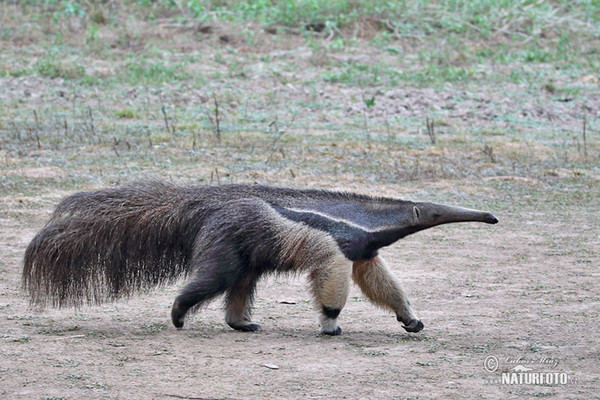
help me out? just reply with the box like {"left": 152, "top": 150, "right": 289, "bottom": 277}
{"left": 360, "top": 91, "right": 371, "bottom": 140}
{"left": 145, "top": 126, "right": 153, "bottom": 148}
{"left": 582, "top": 116, "right": 588, "bottom": 160}
{"left": 113, "top": 137, "right": 120, "bottom": 157}
{"left": 33, "top": 110, "right": 42, "bottom": 149}
{"left": 87, "top": 106, "right": 95, "bottom": 137}
{"left": 9, "top": 119, "right": 20, "bottom": 140}
{"left": 210, "top": 168, "right": 221, "bottom": 185}
{"left": 209, "top": 93, "right": 221, "bottom": 141}
{"left": 425, "top": 117, "right": 436, "bottom": 144}
{"left": 192, "top": 130, "right": 198, "bottom": 150}
{"left": 161, "top": 105, "right": 173, "bottom": 136}
{"left": 412, "top": 158, "right": 420, "bottom": 180}
{"left": 385, "top": 116, "right": 394, "bottom": 142}
{"left": 265, "top": 120, "right": 286, "bottom": 164}
{"left": 63, "top": 116, "right": 69, "bottom": 138}
{"left": 482, "top": 144, "right": 496, "bottom": 163}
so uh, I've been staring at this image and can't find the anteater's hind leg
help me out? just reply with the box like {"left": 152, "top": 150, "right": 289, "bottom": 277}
{"left": 171, "top": 251, "right": 242, "bottom": 329}
{"left": 309, "top": 255, "right": 351, "bottom": 336}
{"left": 352, "top": 256, "right": 423, "bottom": 333}
{"left": 224, "top": 275, "right": 261, "bottom": 332}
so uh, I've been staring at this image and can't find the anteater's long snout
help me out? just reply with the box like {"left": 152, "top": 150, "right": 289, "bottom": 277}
{"left": 483, "top": 212, "right": 499, "bottom": 225}
{"left": 415, "top": 203, "right": 499, "bottom": 227}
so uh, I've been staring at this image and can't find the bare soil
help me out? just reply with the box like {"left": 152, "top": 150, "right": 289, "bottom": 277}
{"left": 1, "top": 180, "right": 598, "bottom": 400}
{"left": 1, "top": 6, "right": 599, "bottom": 399}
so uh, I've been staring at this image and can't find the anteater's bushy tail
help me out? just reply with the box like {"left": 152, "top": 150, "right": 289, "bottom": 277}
{"left": 22, "top": 182, "right": 205, "bottom": 308}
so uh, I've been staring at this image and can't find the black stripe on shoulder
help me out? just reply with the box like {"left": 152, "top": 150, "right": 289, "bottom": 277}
{"left": 270, "top": 205, "right": 378, "bottom": 261}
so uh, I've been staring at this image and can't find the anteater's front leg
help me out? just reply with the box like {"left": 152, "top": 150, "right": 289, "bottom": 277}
{"left": 352, "top": 256, "right": 423, "bottom": 333}
{"left": 224, "top": 275, "right": 261, "bottom": 332}
{"left": 309, "top": 255, "right": 351, "bottom": 336}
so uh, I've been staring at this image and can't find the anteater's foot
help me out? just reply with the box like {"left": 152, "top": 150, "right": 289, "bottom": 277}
{"left": 228, "top": 322, "right": 262, "bottom": 332}
{"left": 172, "top": 313, "right": 185, "bottom": 329}
{"left": 321, "top": 326, "right": 342, "bottom": 336}
{"left": 402, "top": 319, "right": 424, "bottom": 333}
{"left": 171, "top": 298, "right": 187, "bottom": 329}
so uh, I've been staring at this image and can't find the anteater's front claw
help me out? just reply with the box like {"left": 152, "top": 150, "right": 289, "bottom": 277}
{"left": 402, "top": 319, "right": 424, "bottom": 333}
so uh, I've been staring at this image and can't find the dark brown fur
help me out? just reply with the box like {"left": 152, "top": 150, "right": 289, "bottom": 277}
{"left": 23, "top": 181, "right": 497, "bottom": 334}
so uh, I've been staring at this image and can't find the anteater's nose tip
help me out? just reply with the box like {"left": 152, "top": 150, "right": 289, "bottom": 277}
{"left": 486, "top": 213, "right": 499, "bottom": 224}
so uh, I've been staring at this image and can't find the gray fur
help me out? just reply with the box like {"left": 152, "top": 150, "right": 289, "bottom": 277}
{"left": 22, "top": 181, "right": 498, "bottom": 333}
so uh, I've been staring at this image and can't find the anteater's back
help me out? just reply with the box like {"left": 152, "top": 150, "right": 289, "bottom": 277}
{"left": 22, "top": 181, "right": 399, "bottom": 308}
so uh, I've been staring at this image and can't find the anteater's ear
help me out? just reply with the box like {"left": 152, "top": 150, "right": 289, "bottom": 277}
{"left": 412, "top": 205, "right": 421, "bottom": 220}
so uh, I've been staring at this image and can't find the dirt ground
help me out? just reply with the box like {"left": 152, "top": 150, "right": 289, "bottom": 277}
{"left": 1, "top": 3, "right": 599, "bottom": 399}
{"left": 1, "top": 179, "right": 598, "bottom": 400}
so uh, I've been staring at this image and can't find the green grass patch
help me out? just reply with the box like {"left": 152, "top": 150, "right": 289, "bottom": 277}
{"left": 35, "top": 57, "right": 86, "bottom": 79}
{"left": 124, "top": 60, "right": 190, "bottom": 85}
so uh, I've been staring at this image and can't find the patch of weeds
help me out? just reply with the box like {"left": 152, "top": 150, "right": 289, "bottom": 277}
{"left": 36, "top": 325, "right": 80, "bottom": 335}
{"left": 12, "top": 336, "right": 32, "bottom": 343}
{"left": 50, "top": 358, "right": 80, "bottom": 368}
{"left": 86, "top": 23, "right": 100, "bottom": 44}
{"left": 530, "top": 392, "right": 555, "bottom": 397}
{"left": 187, "top": 331, "right": 214, "bottom": 339}
{"left": 0, "top": 65, "right": 30, "bottom": 77}
{"left": 129, "top": 368, "right": 146, "bottom": 376}
{"left": 227, "top": 60, "right": 246, "bottom": 78}
{"left": 369, "top": 30, "right": 393, "bottom": 48}
{"left": 393, "top": 334, "right": 435, "bottom": 343}
{"left": 138, "top": 322, "right": 167, "bottom": 335}
{"left": 323, "top": 63, "right": 395, "bottom": 87}
{"left": 35, "top": 56, "right": 86, "bottom": 80}
{"left": 416, "top": 361, "right": 435, "bottom": 367}
{"left": 59, "top": 1, "right": 86, "bottom": 19}
{"left": 427, "top": 345, "right": 438, "bottom": 353}
{"left": 481, "top": 129, "right": 506, "bottom": 137}
{"left": 84, "top": 382, "right": 109, "bottom": 390}
{"left": 116, "top": 109, "right": 140, "bottom": 119}
{"left": 363, "top": 350, "right": 387, "bottom": 356}
{"left": 7, "top": 315, "right": 36, "bottom": 321}
{"left": 521, "top": 47, "right": 554, "bottom": 63}
{"left": 384, "top": 46, "right": 402, "bottom": 55}
{"left": 86, "top": 330, "right": 107, "bottom": 338}
{"left": 1, "top": 27, "right": 14, "bottom": 40}
{"left": 124, "top": 60, "right": 190, "bottom": 85}
{"left": 67, "top": 373, "right": 90, "bottom": 380}
{"left": 72, "top": 313, "right": 93, "bottom": 321}
{"left": 472, "top": 344, "right": 492, "bottom": 354}
{"left": 345, "top": 341, "right": 367, "bottom": 349}
{"left": 528, "top": 343, "right": 542, "bottom": 353}
{"left": 328, "top": 37, "right": 347, "bottom": 52}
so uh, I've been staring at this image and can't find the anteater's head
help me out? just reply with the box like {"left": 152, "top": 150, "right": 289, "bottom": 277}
{"left": 411, "top": 202, "right": 499, "bottom": 229}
